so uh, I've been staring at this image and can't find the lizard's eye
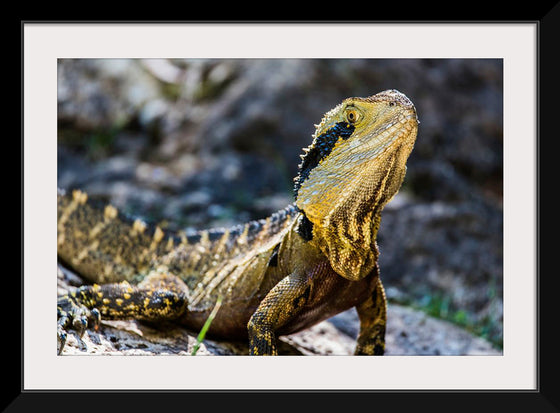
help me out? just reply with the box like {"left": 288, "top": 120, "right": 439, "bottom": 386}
{"left": 344, "top": 106, "right": 361, "bottom": 125}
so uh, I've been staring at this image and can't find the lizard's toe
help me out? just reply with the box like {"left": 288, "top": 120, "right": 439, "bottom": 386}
{"left": 72, "top": 311, "right": 89, "bottom": 338}
{"left": 90, "top": 308, "right": 101, "bottom": 330}
{"left": 57, "top": 324, "right": 67, "bottom": 355}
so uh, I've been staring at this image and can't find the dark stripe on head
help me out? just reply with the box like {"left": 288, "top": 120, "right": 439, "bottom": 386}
{"left": 294, "top": 121, "right": 354, "bottom": 199}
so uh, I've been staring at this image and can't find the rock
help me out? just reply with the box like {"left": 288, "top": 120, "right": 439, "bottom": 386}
{"left": 378, "top": 197, "right": 503, "bottom": 346}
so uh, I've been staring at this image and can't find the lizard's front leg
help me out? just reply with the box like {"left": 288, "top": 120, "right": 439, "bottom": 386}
{"left": 57, "top": 268, "right": 189, "bottom": 354}
{"left": 354, "top": 276, "right": 387, "bottom": 355}
{"left": 247, "top": 272, "right": 311, "bottom": 355}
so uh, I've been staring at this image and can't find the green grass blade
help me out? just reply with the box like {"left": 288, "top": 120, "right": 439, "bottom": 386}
{"left": 191, "top": 295, "right": 223, "bottom": 355}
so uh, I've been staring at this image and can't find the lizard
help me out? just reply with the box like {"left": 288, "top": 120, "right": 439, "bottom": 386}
{"left": 57, "top": 89, "right": 419, "bottom": 356}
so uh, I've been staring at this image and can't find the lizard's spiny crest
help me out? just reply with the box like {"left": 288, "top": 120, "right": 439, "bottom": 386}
{"left": 293, "top": 109, "right": 355, "bottom": 199}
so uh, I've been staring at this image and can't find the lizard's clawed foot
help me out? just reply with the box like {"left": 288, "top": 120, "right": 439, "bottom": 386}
{"left": 57, "top": 291, "right": 101, "bottom": 354}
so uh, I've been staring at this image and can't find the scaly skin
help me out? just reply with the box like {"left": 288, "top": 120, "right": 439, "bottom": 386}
{"left": 57, "top": 89, "right": 419, "bottom": 355}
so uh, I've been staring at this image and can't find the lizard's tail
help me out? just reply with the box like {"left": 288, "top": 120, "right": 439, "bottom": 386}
{"left": 57, "top": 188, "right": 173, "bottom": 284}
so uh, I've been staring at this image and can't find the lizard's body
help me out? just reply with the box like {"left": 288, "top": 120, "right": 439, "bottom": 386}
{"left": 57, "top": 89, "right": 418, "bottom": 355}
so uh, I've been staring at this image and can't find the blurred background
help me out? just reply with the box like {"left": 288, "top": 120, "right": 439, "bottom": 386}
{"left": 57, "top": 58, "right": 503, "bottom": 350}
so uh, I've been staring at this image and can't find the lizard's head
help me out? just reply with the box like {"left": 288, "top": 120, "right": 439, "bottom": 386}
{"left": 294, "top": 89, "right": 418, "bottom": 280}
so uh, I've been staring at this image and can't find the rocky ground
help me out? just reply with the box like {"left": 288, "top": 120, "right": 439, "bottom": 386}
{"left": 57, "top": 58, "right": 503, "bottom": 354}
{"left": 58, "top": 264, "right": 499, "bottom": 356}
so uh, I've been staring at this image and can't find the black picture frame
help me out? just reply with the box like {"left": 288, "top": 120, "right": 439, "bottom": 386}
{"left": 14, "top": 10, "right": 556, "bottom": 411}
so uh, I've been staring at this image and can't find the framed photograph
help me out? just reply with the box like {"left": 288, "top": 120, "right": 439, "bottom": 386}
{"left": 19, "top": 18, "right": 550, "bottom": 409}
